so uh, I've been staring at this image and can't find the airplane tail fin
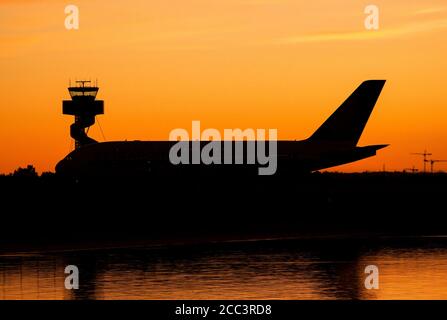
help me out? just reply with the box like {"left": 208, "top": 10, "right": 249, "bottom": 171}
{"left": 308, "top": 80, "right": 386, "bottom": 146}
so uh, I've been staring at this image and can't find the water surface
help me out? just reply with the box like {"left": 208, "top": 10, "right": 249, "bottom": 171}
{"left": 1, "top": 237, "right": 447, "bottom": 299}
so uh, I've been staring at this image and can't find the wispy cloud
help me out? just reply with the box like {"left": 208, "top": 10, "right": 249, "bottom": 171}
{"left": 413, "top": 7, "right": 447, "bottom": 16}
{"left": 239, "top": 0, "right": 290, "bottom": 5}
{"left": 277, "top": 19, "right": 447, "bottom": 44}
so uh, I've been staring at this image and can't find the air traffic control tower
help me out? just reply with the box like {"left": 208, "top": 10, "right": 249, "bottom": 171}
{"left": 63, "top": 80, "right": 104, "bottom": 149}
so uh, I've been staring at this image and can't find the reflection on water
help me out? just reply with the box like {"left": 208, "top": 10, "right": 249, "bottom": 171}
{"left": 1, "top": 237, "right": 447, "bottom": 299}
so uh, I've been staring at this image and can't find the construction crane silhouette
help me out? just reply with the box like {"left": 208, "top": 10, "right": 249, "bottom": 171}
{"left": 426, "top": 159, "right": 447, "bottom": 173}
{"left": 403, "top": 166, "right": 418, "bottom": 173}
{"left": 411, "top": 150, "right": 432, "bottom": 173}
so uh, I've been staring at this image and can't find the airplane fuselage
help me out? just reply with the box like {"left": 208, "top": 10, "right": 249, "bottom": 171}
{"left": 55, "top": 140, "right": 387, "bottom": 177}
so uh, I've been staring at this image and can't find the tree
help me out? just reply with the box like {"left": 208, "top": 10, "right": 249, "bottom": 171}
{"left": 13, "top": 165, "right": 38, "bottom": 178}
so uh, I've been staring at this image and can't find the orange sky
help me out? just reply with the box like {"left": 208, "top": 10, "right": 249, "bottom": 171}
{"left": 1, "top": 0, "right": 446, "bottom": 173}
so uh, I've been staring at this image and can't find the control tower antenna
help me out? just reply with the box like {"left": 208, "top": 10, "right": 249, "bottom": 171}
{"left": 62, "top": 79, "right": 104, "bottom": 149}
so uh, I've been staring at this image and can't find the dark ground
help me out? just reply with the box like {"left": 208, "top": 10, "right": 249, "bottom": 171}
{"left": 0, "top": 172, "right": 446, "bottom": 251}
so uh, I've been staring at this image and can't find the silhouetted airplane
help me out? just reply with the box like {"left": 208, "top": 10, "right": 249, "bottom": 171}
{"left": 56, "top": 80, "right": 387, "bottom": 177}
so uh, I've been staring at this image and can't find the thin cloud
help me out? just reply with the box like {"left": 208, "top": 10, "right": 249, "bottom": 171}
{"left": 413, "top": 7, "right": 447, "bottom": 16}
{"left": 277, "top": 19, "right": 447, "bottom": 44}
